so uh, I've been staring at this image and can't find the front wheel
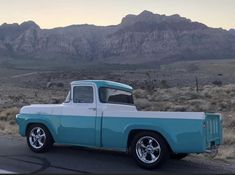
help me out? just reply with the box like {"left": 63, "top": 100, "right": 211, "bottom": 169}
{"left": 26, "top": 124, "right": 54, "bottom": 153}
{"left": 130, "top": 132, "right": 169, "bottom": 169}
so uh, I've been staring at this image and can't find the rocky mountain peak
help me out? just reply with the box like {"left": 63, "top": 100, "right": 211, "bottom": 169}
{"left": 138, "top": 10, "right": 158, "bottom": 18}
{"left": 1, "top": 23, "right": 19, "bottom": 28}
{"left": 121, "top": 10, "right": 161, "bottom": 26}
{"left": 229, "top": 29, "right": 235, "bottom": 35}
{"left": 20, "top": 21, "right": 40, "bottom": 30}
{"left": 0, "top": 21, "right": 40, "bottom": 40}
{"left": 120, "top": 10, "right": 198, "bottom": 29}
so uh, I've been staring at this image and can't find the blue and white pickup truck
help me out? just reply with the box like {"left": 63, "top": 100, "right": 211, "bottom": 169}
{"left": 16, "top": 80, "right": 223, "bottom": 169}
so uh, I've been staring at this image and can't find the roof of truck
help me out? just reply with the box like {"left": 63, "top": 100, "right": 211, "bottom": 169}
{"left": 71, "top": 80, "right": 133, "bottom": 92}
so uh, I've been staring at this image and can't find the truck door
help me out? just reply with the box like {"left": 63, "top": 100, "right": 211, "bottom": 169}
{"left": 60, "top": 84, "right": 97, "bottom": 146}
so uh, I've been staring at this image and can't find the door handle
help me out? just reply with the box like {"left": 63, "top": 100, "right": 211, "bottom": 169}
{"left": 88, "top": 107, "right": 96, "bottom": 111}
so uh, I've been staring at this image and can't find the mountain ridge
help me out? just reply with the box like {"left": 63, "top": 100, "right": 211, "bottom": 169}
{"left": 0, "top": 10, "right": 235, "bottom": 64}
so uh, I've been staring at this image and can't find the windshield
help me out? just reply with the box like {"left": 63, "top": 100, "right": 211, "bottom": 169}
{"left": 64, "top": 91, "right": 71, "bottom": 103}
{"left": 99, "top": 87, "right": 134, "bottom": 105}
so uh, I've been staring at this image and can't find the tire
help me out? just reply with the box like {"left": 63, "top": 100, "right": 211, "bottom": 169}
{"left": 26, "top": 124, "right": 54, "bottom": 153}
{"left": 130, "top": 131, "right": 169, "bottom": 169}
{"left": 170, "top": 153, "right": 188, "bottom": 160}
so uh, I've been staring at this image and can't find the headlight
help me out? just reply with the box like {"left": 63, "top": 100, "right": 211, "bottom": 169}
{"left": 16, "top": 114, "right": 20, "bottom": 118}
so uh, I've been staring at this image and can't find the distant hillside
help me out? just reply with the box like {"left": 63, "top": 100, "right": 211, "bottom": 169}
{"left": 0, "top": 10, "right": 235, "bottom": 64}
{"left": 229, "top": 29, "right": 235, "bottom": 35}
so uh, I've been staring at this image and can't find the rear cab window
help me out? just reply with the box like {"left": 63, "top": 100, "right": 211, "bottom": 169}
{"left": 99, "top": 87, "right": 134, "bottom": 105}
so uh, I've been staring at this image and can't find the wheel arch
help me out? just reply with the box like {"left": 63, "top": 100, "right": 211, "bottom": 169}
{"left": 26, "top": 122, "right": 55, "bottom": 142}
{"left": 127, "top": 129, "right": 174, "bottom": 154}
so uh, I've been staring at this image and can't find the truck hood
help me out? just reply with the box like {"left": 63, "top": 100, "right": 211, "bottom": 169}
{"left": 20, "top": 104, "right": 63, "bottom": 115}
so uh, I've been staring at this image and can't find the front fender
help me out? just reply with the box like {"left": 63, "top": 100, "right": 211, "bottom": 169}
{"left": 16, "top": 114, "right": 60, "bottom": 141}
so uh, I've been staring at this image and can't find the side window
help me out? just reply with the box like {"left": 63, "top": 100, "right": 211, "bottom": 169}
{"left": 73, "top": 86, "right": 94, "bottom": 103}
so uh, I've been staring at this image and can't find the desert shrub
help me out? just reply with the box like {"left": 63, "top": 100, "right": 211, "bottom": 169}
{"left": 227, "top": 120, "right": 235, "bottom": 128}
{"left": 230, "top": 97, "right": 235, "bottom": 105}
{"left": 0, "top": 123, "right": 5, "bottom": 130}
{"left": 216, "top": 145, "right": 235, "bottom": 160}
{"left": 186, "top": 63, "right": 199, "bottom": 72}
{"left": 177, "top": 92, "right": 201, "bottom": 101}
{"left": 159, "top": 80, "right": 170, "bottom": 89}
{"left": 0, "top": 107, "right": 19, "bottom": 121}
{"left": 217, "top": 101, "right": 230, "bottom": 111}
{"left": 152, "top": 91, "right": 172, "bottom": 102}
{"left": 188, "top": 99, "right": 211, "bottom": 111}
{"left": 223, "top": 130, "right": 235, "bottom": 145}
{"left": 50, "top": 98, "right": 62, "bottom": 104}
{"left": 9, "top": 120, "right": 16, "bottom": 125}
{"left": 135, "top": 98, "right": 151, "bottom": 110}
{"left": 168, "top": 105, "right": 187, "bottom": 112}
{"left": 0, "top": 122, "right": 18, "bottom": 135}
{"left": 212, "top": 80, "right": 223, "bottom": 86}
{"left": 47, "top": 82, "right": 65, "bottom": 88}
{"left": 223, "top": 84, "right": 235, "bottom": 93}
{"left": 133, "top": 89, "right": 148, "bottom": 98}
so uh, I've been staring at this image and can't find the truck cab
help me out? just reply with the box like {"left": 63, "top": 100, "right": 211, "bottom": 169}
{"left": 60, "top": 80, "right": 137, "bottom": 147}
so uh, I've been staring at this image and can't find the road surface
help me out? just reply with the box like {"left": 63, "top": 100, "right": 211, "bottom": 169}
{"left": 0, "top": 134, "right": 234, "bottom": 174}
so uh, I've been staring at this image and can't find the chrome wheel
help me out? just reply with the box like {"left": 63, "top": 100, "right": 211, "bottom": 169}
{"left": 136, "top": 136, "right": 161, "bottom": 164}
{"left": 29, "top": 127, "right": 46, "bottom": 149}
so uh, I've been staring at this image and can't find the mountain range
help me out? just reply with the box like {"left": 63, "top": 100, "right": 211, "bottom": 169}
{"left": 0, "top": 10, "right": 235, "bottom": 64}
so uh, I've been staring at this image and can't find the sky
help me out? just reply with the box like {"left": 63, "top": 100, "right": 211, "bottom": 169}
{"left": 0, "top": 0, "right": 234, "bottom": 30}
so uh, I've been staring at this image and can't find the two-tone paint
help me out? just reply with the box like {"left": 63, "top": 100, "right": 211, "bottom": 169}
{"left": 16, "top": 80, "right": 222, "bottom": 154}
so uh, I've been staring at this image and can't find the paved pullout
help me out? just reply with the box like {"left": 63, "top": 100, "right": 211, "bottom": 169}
{"left": 0, "top": 134, "right": 234, "bottom": 174}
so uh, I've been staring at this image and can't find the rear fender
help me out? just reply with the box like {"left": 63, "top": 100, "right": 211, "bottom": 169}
{"left": 124, "top": 124, "right": 174, "bottom": 151}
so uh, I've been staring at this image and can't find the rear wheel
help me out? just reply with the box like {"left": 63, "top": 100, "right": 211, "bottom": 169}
{"left": 130, "top": 132, "right": 169, "bottom": 169}
{"left": 26, "top": 124, "right": 53, "bottom": 153}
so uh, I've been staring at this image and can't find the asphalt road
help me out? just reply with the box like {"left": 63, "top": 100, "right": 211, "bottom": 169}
{"left": 0, "top": 134, "right": 234, "bottom": 174}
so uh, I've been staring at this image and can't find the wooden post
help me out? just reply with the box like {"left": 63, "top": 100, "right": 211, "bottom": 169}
{"left": 195, "top": 76, "right": 199, "bottom": 92}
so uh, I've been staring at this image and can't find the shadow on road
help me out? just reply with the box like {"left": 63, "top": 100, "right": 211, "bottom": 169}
{"left": 0, "top": 142, "right": 234, "bottom": 174}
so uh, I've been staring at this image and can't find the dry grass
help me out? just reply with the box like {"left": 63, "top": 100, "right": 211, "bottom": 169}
{"left": 223, "top": 128, "right": 235, "bottom": 145}
{"left": 0, "top": 107, "right": 20, "bottom": 135}
{"left": 214, "top": 112, "right": 235, "bottom": 161}
{"left": 216, "top": 145, "right": 235, "bottom": 161}
{"left": 0, "top": 85, "right": 66, "bottom": 135}
{"left": 0, "top": 121, "right": 18, "bottom": 135}
{"left": 0, "top": 107, "right": 19, "bottom": 121}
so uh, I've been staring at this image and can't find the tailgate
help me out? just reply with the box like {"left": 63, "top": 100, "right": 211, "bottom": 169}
{"left": 204, "top": 113, "right": 223, "bottom": 149}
